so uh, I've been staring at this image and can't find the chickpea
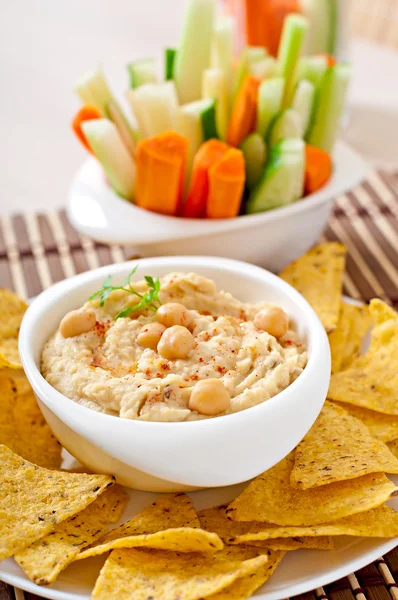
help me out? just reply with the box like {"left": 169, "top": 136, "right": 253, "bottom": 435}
{"left": 156, "top": 303, "right": 192, "bottom": 328}
{"left": 189, "top": 378, "right": 231, "bottom": 416}
{"left": 254, "top": 306, "right": 288, "bottom": 338}
{"left": 60, "top": 308, "right": 96, "bottom": 338}
{"left": 157, "top": 325, "right": 195, "bottom": 359}
{"left": 137, "top": 322, "right": 166, "bottom": 350}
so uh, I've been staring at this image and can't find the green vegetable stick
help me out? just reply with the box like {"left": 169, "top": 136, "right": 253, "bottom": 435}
{"left": 307, "top": 64, "right": 351, "bottom": 152}
{"left": 174, "top": 0, "right": 216, "bottom": 104}
{"left": 127, "top": 59, "right": 157, "bottom": 89}
{"left": 277, "top": 14, "right": 309, "bottom": 106}
{"left": 256, "top": 77, "right": 285, "bottom": 138}
{"left": 165, "top": 48, "right": 177, "bottom": 81}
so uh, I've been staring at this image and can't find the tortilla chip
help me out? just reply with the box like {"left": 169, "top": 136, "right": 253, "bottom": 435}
{"left": 0, "top": 445, "right": 115, "bottom": 561}
{"left": 279, "top": 243, "right": 346, "bottom": 332}
{"left": 91, "top": 546, "right": 270, "bottom": 600}
{"left": 0, "top": 288, "right": 27, "bottom": 339}
{"left": 198, "top": 506, "right": 332, "bottom": 551}
{"left": 388, "top": 439, "right": 398, "bottom": 459}
{"left": 291, "top": 402, "right": 398, "bottom": 489}
{"left": 0, "top": 368, "right": 31, "bottom": 395}
{"left": 222, "top": 505, "right": 398, "bottom": 540}
{"left": 369, "top": 299, "right": 397, "bottom": 326}
{"left": 237, "top": 538, "right": 333, "bottom": 551}
{"left": 226, "top": 453, "right": 397, "bottom": 526}
{"left": 77, "top": 493, "right": 223, "bottom": 559}
{"left": 328, "top": 319, "right": 398, "bottom": 414}
{"left": 0, "top": 378, "right": 62, "bottom": 469}
{"left": 15, "top": 486, "right": 128, "bottom": 585}
{"left": 331, "top": 401, "right": 398, "bottom": 443}
{"left": 329, "top": 303, "right": 372, "bottom": 373}
{"left": 205, "top": 551, "right": 285, "bottom": 600}
{"left": 0, "top": 337, "right": 21, "bottom": 368}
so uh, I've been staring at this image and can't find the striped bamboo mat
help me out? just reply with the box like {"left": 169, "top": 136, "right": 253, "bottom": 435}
{"left": 0, "top": 168, "right": 398, "bottom": 599}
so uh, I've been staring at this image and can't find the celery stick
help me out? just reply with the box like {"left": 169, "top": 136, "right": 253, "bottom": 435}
{"left": 290, "top": 79, "right": 315, "bottom": 137}
{"left": 247, "top": 138, "right": 305, "bottom": 214}
{"left": 301, "top": 0, "right": 331, "bottom": 55}
{"left": 239, "top": 133, "right": 267, "bottom": 190}
{"left": 126, "top": 81, "right": 178, "bottom": 138}
{"left": 296, "top": 55, "right": 328, "bottom": 88}
{"left": 82, "top": 119, "right": 136, "bottom": 201}
{"left": 211, "top": 15, "right": 235, "bottom": 72}
{"left": 256, "top": 77, "right": 285, "bottom": 138}
{"left": 268, "top": 109, "right": 302, "bottom": 148}
{"left": 202, "top": 68, "right": 228, "bottom": 140}
{"left": 328, "top": 0, "right": 338, "bottom": 55}
{"left": 277, "top": 14, "right": 309, "bottom": 106}
{"left": 248, "top": 56, "right": 278, "bottom": 81}
{"left": 165, "top": 48, "right": 177, "bottom": 81}
{"left": 76, "top": 68, "right": 138, "bottom": 154}
{"left": 107, "top": 102, "right": 140, "bottom": 155}
{"left": 307, "top": 64, "right": 351, "bottom": 152}
{"left": 233, "top": 46, "right": 267, "bottom": 100}
{"left": 75, "top": 68, "right": 113, "bottom": 115}
{"left": 174, "top": 0, "right": 216, "bottom": 104}
{"left": 174, "top": 103, "right": 204, "bottom": 177}
{"left": 127, "top": 59, "right": 157, "bottom": 88}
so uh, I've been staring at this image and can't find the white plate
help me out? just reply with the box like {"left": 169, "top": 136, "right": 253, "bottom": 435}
{"left": 1, "top": 298, "right": 396, "bottom": 599}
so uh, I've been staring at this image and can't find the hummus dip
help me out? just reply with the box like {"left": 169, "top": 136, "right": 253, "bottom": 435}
{"left": 41, "top": 272, "right": 307, "bottom": 422}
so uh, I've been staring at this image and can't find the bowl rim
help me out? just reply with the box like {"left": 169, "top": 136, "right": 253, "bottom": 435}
{"left": 19, "top": 255, "right": 331, "bottom": 430}
{"left": 67, "top": 140, "right": 368, "bottom": 246}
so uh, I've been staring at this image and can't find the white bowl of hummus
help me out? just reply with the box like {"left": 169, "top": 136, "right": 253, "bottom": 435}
{"left": 19, "top": 256, "right": 330, "bottom": 492}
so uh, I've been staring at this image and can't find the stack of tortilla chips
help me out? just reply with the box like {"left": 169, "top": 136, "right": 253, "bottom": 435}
{"left": 1, "top": 243, "right": 398, "bottom": 600}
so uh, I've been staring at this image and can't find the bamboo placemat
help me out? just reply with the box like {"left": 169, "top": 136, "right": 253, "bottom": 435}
{"left": 0, "top": 169, "right": 398, "bottom": 599}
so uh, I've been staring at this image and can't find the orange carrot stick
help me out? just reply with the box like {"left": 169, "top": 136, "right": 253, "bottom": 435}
{"left": 245, "top": 0, "right": 300, "bottom": 56}
{"left": 72, "top": 106, "right": 102, "bottom": 152}
{"left": 183, "top": 139, "right": 230, "bottom": 218}
{"left": 136, "top": 131, "right": 188, "bottom": 216}
{"left": 304, "top": 144, "right": 332, "bottom": 195}
{"left": 227, "top": 75, "right": 260, "bottom": 148}
{"left": 206, "top": 148, "right": 245, "bottom": 219}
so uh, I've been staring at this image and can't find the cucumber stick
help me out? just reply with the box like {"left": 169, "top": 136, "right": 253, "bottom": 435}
{"left": 307, "top": 64, "right": 351, "bottom": 152}
{"left": 75, "top": 68, "right": 139, "bottom": 153}
{"left": 174, "top": 0, "right": 216, "bottom": 103}
{"left": 211, "top": 15, "right": 235, "bottom": 72}
{"left": 247, "top": 138, "right": 305, "bottom": 214}
{"left": 165, "top": 48, "right": 177, "bottom": 80}
{"left": 126, "top": 81, "right": 178, "bottom": 138}
{"left": 268, "top": 109, "right": 302, "bottom": 148}
{"left": 248, "top": 56, "right": 278, "bottom": 81}
{"left": 82, "top": 119, "right": 136, "bottom": 201}
{"left": 277, "top": 14, "right": 309, "bottom": 106}
{"left": 256, "top": 77, "right": 285, "bottom": 138}
{"left": 300, "top": 0, "right": 332, "bottom": 55}
{"left": 239, "top": 133, "right": 267, "bottom": 190}
{"left": 127, "top": 59, "right": 157, "bottom": 88}
{"left": 202, "top": 68, "right": 228, "bottom": 140}
{"left": 290, "top": 79, "right": 315, "bottom": 137}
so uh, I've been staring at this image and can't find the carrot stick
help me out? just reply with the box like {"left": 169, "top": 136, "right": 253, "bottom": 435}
{"left": 318, "top": 53, "right": 337, "bottom": 67}
{"left": 227, "top": 75, "right": 260, "bottom": 148}
{"left": 183, "top": 139, "right": 230, "bottom": 218}
{"left": 136, "top": 131, "right": 188, "bottom": 216}
{"left": 206, "top": 148, "right": 245, "bottom": 219}
{"left": 72, "top": 106, "right": 102, "bottom": 152}
{"left": 245, "top": 0, "right": 300, "bottom": 56}
{"left": 304, "top": 143, "right": 332, "bottom": 195}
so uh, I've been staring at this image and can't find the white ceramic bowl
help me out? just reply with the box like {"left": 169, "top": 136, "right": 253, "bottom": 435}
{"left": 19, "top": 256, "right": 330, "bottom": 492}
{"left": 67, "top": 141, "right": 367, "bottom": 272}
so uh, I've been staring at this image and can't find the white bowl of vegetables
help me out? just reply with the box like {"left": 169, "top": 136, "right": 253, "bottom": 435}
{"left": 67, "top": 1, "right": 366, "bottom": 272}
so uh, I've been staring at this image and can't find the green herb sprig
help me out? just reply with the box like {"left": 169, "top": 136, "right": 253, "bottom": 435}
{"left": 88, "top": 266, "right": 161, "bottom": 319}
